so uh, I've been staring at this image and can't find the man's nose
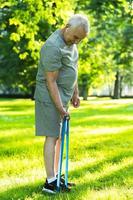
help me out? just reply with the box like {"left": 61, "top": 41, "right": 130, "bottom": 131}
{"left": 74, "top": 39, "right": 80, "bottom": 44}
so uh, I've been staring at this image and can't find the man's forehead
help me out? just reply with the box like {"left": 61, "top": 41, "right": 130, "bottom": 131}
{"left": 73, "top": 26, "right": 87, "bottom": 38}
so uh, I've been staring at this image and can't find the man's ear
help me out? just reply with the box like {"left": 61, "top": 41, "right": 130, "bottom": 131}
{"left": 65, "top": 24, "right": 71, "bottom": 28}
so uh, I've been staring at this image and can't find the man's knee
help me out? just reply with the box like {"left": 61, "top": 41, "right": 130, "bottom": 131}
{"left": 45, "top": 136, "right": 58, "bottom": 145}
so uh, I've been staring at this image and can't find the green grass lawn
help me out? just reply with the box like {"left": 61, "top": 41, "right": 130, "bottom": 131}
{"left": 0, "top": 98, "right": 133, "bottom": 200}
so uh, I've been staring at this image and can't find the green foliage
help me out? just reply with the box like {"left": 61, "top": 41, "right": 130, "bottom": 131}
{"left": 0, "top": 0, "right": 75, "bottom": 92}
{"left": 76, "top": 0, "right": 133, "bottom": 98}
{"left": 0, "top": 0, "right": 132, "bottom": 98}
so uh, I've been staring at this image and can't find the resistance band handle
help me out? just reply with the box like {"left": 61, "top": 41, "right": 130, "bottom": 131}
{"left": 63, "top": 115, "right": 70, "bottom": 121}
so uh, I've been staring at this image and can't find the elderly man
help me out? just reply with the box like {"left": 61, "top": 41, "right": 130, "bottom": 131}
{"left": 34, "top": 14, "right": 89, "bottom": 194}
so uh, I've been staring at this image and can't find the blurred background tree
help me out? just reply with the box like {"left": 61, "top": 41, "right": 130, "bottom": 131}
{"left": 0, "top": 0, "right": 75, "bottom": 96}
{"left": 0, "top": 0, "right": 132, "bottom": 99}
{"left": 75, "top": 0, "right": 133, "bottom": 99}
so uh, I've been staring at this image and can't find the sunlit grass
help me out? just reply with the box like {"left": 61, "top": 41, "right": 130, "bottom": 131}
{"left": 0, "top": 98, "right": 133, "bottom": 200}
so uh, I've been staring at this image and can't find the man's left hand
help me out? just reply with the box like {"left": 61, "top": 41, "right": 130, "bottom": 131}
{"left": 71, "top": 94, "right": 80, "bottom": 108}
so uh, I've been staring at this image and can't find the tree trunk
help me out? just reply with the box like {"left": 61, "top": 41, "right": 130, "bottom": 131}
{"left": 120, "top": 76, "right": 123, "bottom": 98}
{"left": 82, "top": 87, "right": 88, "bottom": 100}
{"left": 113, "top": 70, "right": 121, "bottom": 99}
{"left": 79, "top": 74, "right": 89, "bottom": 100}
{"left": 31, "top": 85, "right": 35, "bottom": 100}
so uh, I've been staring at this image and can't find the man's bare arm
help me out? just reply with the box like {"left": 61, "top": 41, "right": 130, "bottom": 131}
{"left": 73, "top": 82, "right": 79, "bottom": 96}
{"left": 71, "top": 82, "right": 80, "bottom": 108}
{"left": 45, "top": 71, "right": 68, "bottom": 118}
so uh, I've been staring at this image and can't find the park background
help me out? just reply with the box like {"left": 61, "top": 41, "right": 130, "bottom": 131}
{"left": 0, "top": 0, "right": 133, "bottom": 200}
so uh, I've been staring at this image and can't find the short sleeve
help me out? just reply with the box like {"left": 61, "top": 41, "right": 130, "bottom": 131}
{"left": 40, "top": 44, "right": 62, "bottom": 72}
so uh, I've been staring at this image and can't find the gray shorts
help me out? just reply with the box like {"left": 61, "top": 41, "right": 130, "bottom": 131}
{"left": 35, "top": 100, "right": 66, "bottom": 137}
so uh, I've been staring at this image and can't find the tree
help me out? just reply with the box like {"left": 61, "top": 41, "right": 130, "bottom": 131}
{"left": 0, "top": 0, "right": 75, "bottom": 95}
{"left": 75, "top": 0, "right": 133, "bottom": 99}
{"left": 0, "top": 0, "right": 132, "bottom": 99}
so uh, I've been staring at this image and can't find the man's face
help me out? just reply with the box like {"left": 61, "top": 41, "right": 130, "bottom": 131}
{"left": 64, "top": 25, "right": 87, "bottom": 46}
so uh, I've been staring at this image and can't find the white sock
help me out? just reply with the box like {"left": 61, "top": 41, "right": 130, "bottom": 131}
{"left": 47, "top": 176, "right": 57, "bottom": 184}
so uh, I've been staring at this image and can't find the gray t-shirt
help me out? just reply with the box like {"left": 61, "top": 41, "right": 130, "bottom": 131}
{"left": 34, "top": 29, "right": 78, "bottom": 106}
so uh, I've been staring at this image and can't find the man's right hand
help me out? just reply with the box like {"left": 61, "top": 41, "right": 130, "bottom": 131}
{"left": 59, "top": 108, "right": 69, "bottom": 119}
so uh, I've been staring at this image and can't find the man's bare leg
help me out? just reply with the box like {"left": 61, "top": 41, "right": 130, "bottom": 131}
{"left": 44, "top": 136, "right": 57, "bottom": 179}
{"left": 54, "top": 137, "right": 61, "bottom": 176}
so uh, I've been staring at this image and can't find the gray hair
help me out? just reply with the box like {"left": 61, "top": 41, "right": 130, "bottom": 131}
{"left": 67, "top": 14, "right": 90, "bottom": 33}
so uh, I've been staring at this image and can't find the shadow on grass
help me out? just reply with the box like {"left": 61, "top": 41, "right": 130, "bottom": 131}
{"left": 70, "top": 130, "right": 133, "bottom": 160}
{"left": 0, "top": 134, "right": 123, "bottom": 158}
{"left": 0, "top": 136, "right": 111, "bottom": 158}
{"left": 0, "top": 104, "right": 34, "bottom": 112}
{"left": 71, "top": 104, "right": 133, "bottom": 118}
{"left": 0, "top": 161, "right": 132, "bottom": 200}
{"left": 0, "top": 181, "right": 43, "bottom": 200}
{"left": 71, "top": 117, "right": 132, "bottom": 127}
{"left": 69, "top": 152, "right": 133, "bottom": 178}
{"left": 1, "top": 129, "right": 132, "bottom": 159}
{"left": 71, "top": 164, "right": 133, "bottom": 200}
{"left": 0, "top": 141, "right": 42, "bottom": 158}
{"left": 0, "top": 131, "right": 34, "bottom": 145}
{"left": 0, "top": 180, "right": 68, "bottom": 200}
